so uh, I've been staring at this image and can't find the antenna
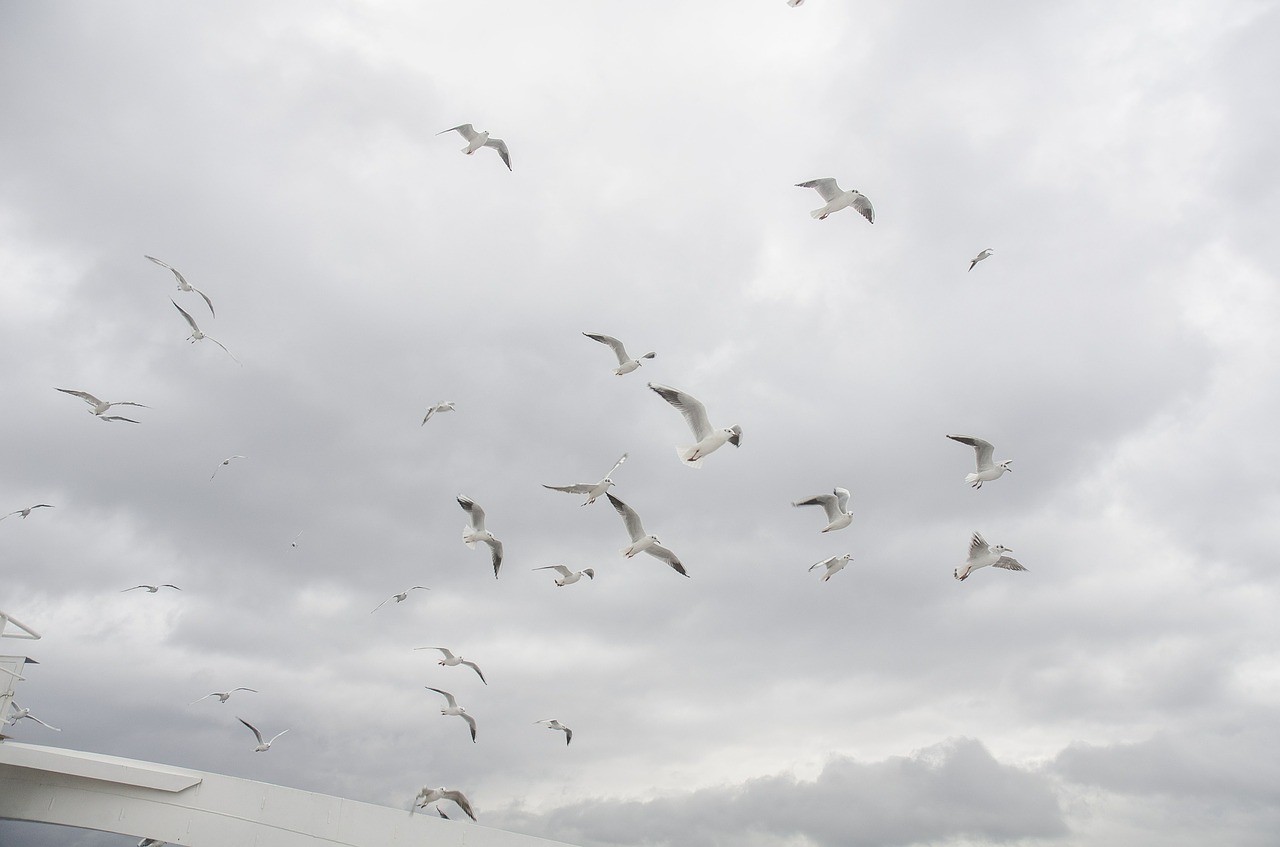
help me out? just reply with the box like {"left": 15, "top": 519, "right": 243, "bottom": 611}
{"left": 1, "top": 610, "right": 41, "bottom": 734}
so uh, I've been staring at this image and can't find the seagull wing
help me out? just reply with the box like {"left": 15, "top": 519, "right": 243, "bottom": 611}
{"left": 371, "top": 596, "right": 393, "bottom": 613}
{"left": 645, "top": 542, "right": 689, "bottom": 577}
{"left": 535, "top": 565, "right": 575, "bottom": 577}
{"left": 834, "top": 487, "right": 851, "bottom": 513}
{"left": 456, "top": 496, "right": 486, "bottom": 531}
{"left": 603, "top": 452, "right": 628, "bottom": 479}
{"left": 583, "top": 333, "right": 630, "bottom": 365}
{"left": 267, "top": 728, "right": 290, "bottom": 744}
{"left": 543, "top": 483, "right": 597, "bottom": 494}
{"left": 439, "top": 123, "right": 477, "bottom": 140}
{"left": 796, "top": 178, "right": 843, "bottom": 202}
{"left": 171, "top": 299, "right": 200, "bottom": 333}
{"left": 237, "top": 717, "right": 265, "bottom": 745}
{"left": 994, "top": 556, "right": 1027, "bottom": 572}
{"left": 191, "top": 286, "right": 216, "bottom": 317}
{"left": 24, "top": 714, "right": 61, "bottom": 731}
{"left": 204, "top": 335, "right": 241, "bottom": 364}
{"left": 461, "top": 659, "right": 487, "bottom": 685}
{"left": 56, "top": 388, "right": 102, "bottom": 406}
{"left": 968, "top": 532, "right": 990, "bottom": 560}
{"left": 425, "top": 687, "right": 459, "bottom": 708}
{"left": 422, "top": 647, "right": 456, "bottom": 659}
{"left": 442, "top": 789, "right": 477, "bottom": 821}
{"left": 484, "top": 537, "right": 504, "bottom": 578}
{"left": 460, "top": 712, "right": 478, "bottom": 741}
{"left": 100, "top": 415, "right": 141, "bottom": 423}
{"left": 947, "top": 434, "right": 995, "bottom": 470}
{"left": 793, "top": 493, "right": 840, "bottom": 523}
{"left": 606, "top": 493, "right": 646, "bottom": 542}
{"left": 648, "top": 383, "right": 712, "bottom": 441}
{"left": 121, "top": 585, "right": 152, "bottom": 592}
{"left": 851, "top": 192, "right": 875, "bottom": 223}
{"left": 145, "top": 255, "right": 188, "bottom": 287}
{"left": 484, "top": 137, "right": 511, "bottom": 170}
{"left": 232, "top": 687, "right": 257, "bottom": 694}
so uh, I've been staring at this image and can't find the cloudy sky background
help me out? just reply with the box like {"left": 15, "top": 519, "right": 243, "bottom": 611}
{"left": 3, "top": 1, "right": 1280, "bottom": 845}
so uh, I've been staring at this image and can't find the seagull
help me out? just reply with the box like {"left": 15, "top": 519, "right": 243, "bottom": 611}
{"left": 145, "top": 255, "right": 215, "bottom": 317}
{"left": 606, "top": 493, "right": 688, "bottom": 577}
{"left": 582, "top": 333, "right": 655, "bottom": 375}
{"left": 412, "top": 786, "right": 476, "bottom": 820}
{"left": 121, "top": 584, "right": 181, "bottom": 593}
{"left": 946, "top": 434, "right": 1012, "bottom": 489}
{"left": 955, "top": 532, "right": 1026, "bottom": 581}
{"left": 433, "top": 806, "right": 451, "bottom": 820}
{"left": 1, "top": 504, "right": 54, "bottom": 521}
{"left": 968, "top": 248, "right": 994, "bottom": 272}
{"left": 534, "top": 565, "right": 596, "bottom": 586}
{"left": 290, "top": 530, "right": 303, "bottom": 548}
{"left": 171, "top": 300, "right": 239, "bottom": 363}
{"left": 788, "top": 0, "right": 805, "bottom": 5}
{"left": 190, "top": 688, "right": 257, "bottom": 705}
{"left": 648, "top": 383, "right": 741, "bottom": 468}
{"left": 796, "top": 178, "right": 875, "bottom": 223}
{"left": 414, "top": 647, "right": 487, "bottom": 684}
{"left": 237, "top": 717, "right": 289, "bottom": 752}
{"left": 5, "top": 703, "right": 61, "bottom": 731}
{"left": 535, "top": 718, "right": 573, "bottom": 745}
{"left": 371, "top": 586, "right": 430, "bottom": 613}
{"left": 792, "top": 487, "right": 853, "bottom": 532}
{"left": 542, "top": 452, "right": 627, "bottom": 505}
{"left": 210, "top": 455, "right": 246, "bottom": 479}
{"left": 55, "top": 388, "right": 149, "bottom": 422}
{"left": 138, "top": 839, "right": 166, "bottom": 847}
{"left": 424, "top": 687, "right": 477, "bottom": 742}
{"left": 438, "top": 124, "right": 511, "bottom": 171}
{"left": 421, "top": 401, "right": 456, "bottom": 425}
{"left": 457, "top": 495, "right": 504, "bottom": 578}
{"left": 809, "top": 553, "right": 853, "bottom": 582}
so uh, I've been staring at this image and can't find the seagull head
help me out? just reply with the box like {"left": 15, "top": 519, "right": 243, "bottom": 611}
{"left": 993, "top": 544, "right": 1012, "bottom": 554}
{"left": 999, "top": 460, "right": 1013, "bottom": 472}
{"left": 727, "top": 425, "right": 743, "bottom": 447}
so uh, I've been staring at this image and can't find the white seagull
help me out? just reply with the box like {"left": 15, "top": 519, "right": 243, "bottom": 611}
{"left": 237, "top": 717, "right": 289, "bottom": 752}
{"left": 55, "top": 388, "right": 149, "bottom": 423}
{"left": 172, "top": 300, "right": 239, "bottom": 363}
{"left": 414, "top": 647, "right": 487, "bottom": 684}
{"left": 606, "top": 493, "right": 688, "bottom": 577}
{"left": 582, "top": 333, "right": 655, "bottom": 375}
{"left": 438, "top": 123, "right": 511, "bottom": 171}
{"left": 535, "top": 718, "right": 573, "bottom": 745}
{"left": 138, "top": 839, "right": 167, "bottom": 847}
{"left": 648, "top": 383, "right": 741, "bottom": 468}
{"left": 421, "top": 401, "right": 456, "bottom": 425}
{"left": 457, "top": 495, "right": 504, "bottom": 578}
{"left": 145, "top": 255, "right": 215, "bottom": 317}
{"left": 412, "top": 786, "right": 476, "bottom": 820}
{"left": 290, "top": 530, "right": 303, "bottom": 548}
{"left": 534, "top": 564, "right": 596, "bottom": 586}
{"left": 210, "top": 455, "right": 246, "bottom": 479}
{"left": 122, "top": 584, "right": 181, "bottom": 593}
{"left": 1, "top": 504, "right": 54, "bottom": 521}
{"left": 190, "top": 688, "right": 257, "bottom": 705}
{"left": 542, "top": 452, "right": 628, "bottom": 505}
{"left": 968, "top": 248, "right": 994, "bottom": 272}
{"left": 955, "top": 532, "right": 1027, "bottom": 581}
{"left": 946, "top": 434, "right": 1012, "bottom": 489}
{"left": 5, "top": 703, "right": 61, "bottom": 731}
{"left": 371, "top": 586, "right": 430, "bottom": 613}
{"left": 796, "top": 178, "right": 875, "bottom": 223}
{"left": 792, "top": 487, "right": 853, "bottom": 532}
{"left": 809, "top": 553, "right": 853, "bottom": 582}
{"left": 424, "top": 687, "right": 477, "bottom": 742}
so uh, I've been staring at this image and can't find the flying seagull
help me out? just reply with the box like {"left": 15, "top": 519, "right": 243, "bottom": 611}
{"left": 792, "top": 487, "right": 853, "bottom": 532}
{"left": 968, "top": 248, "right": 994, "bottom": 272}
{"left": 788, "top": 0, "right": 804, "bottom": 5}
{"left": 457, "top": 495, "right": 504, "bottom": 578}
{"left": 190, "top": 688, "right": 257, "bottom": 705}
{"left": 371, "top": 586, "right": 430, "bottom": 613}
{"left": 121, "top": 584, "right": 181, "bottom": 593}
{"left": 535, "top": 718, "right": 573, "bottom": 745}
{"left": 606, "top": 493, "right": 688, "bottom": 577}
{"left": 542, "top": 452, "right": 628, "bottom": 505}
{"left": 414, "top": 647, "right": 487, "bottom": 684}
{"left": 946, "top": 434, "right": 1012, "bottom": 489}
{"left": 237, "top": 717, "right": 289, "bottom": 752}
{"left": 290, "top": 530, "right": 303, "bottom": 548}
{"left": 412, "top": 786, "right": 476, "bottom": 820}
{"left": 582, "top": 333, "right": 655, "bottom": 375}
{"left": 138, "top": 839, "right": 166, "bottom": 847}
{"left": 438, "top": 123, "right": 511, "bottom": 171}
{"left": 534, "top": 564, "right": 596, "bottom": 587}
{"left": 421, "top": 401, "right": 455, "bottom": 425}
{"left": 809, "top": 553, "right": 853, "bottom": 582}
{"left": 955, "top": 532, "right": 1027, "bottom": 581}
{"left": 648, "top": 383, "right": 741, "bottom": 468}
{"left": 172, "top": 300, "right": 239, "bottom": 363}
{"left": 210, "top": 455, "right": 246, "bottom": 479}
{"left": 5, "top": 703, "right": 61, "bottom": 731}
{"left": 1, "top": 504, "right": 54, "bottom": 521}
{"left": 145, "top": 255, "right": 215, "bottom": 317}
{"left": 55, "top": 388, "right": 149, "bottom": 422}
{"left": 424, "top": 687, "right": 477, "bottom": 742}
{"left": 796, "top": 178, "right": 875, "bottom": 223}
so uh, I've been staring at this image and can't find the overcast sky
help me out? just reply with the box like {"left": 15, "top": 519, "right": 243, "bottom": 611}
{"left": 3, "top": 1, "right": 1280, "bottom": 845}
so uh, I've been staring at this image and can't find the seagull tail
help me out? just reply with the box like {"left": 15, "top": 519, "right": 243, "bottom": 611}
{"left": 810, "top": 207, "right": 827, "bottom": 219}
{"left": 963, "top": 472, "right": 981, "bottom": 486}
{"left": 462, "top": 527, "right": 477, "bottom": 549}
{"left": 677, "top": 446, "right": 704, "bottom": 469}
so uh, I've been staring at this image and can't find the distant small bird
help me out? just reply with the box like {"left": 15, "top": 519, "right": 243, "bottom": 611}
{"left": 542, "top": 453, "right": 627, "bottom": 505}
{"left": 421, "top": 401, "right": 456, "bottom": 425}
{"left": 792, "top": 487, "right": 853, "bottom": 532}
{"left": 648, "top": 383, "right": 741, "bottom": 468}
{"left": 171, "top": 300, "right": 239, "bottom": 363}
{"left": 582, "top": 333, "right": 655, "bottom": 375}
{"left": 414, "top": 647, "right": 487, "bottom": 684}
{"left": 237, "top": 717, "right": 289, "bottom": 752}
{"left": 788, "top": 0, "right": 804, "bottom": 5}
{"left": 535, "top": 718, "right": 573, "bottom": 745}
{"left": 1, "top": 504, "right": 54, "bottom": 521}
{"left": 534, "top": 564, "right": 596, "bottom": 587}
{"left": 4, "top": 702, "right": 60, "bottom": 731}
{"left": 412, "top": 786, "right": 476, "bottom": 820}
{"left": 796, "top": 178, "right": 874, "bottom": 223}
{"left": 290, "top": 530, "right": 303, "bottom": 548}
{"left": 606, "top": 493, "right": 688, "bottom": 577}
{"left": 138, "top": 839, "right": 167, "bottom": 847}
{"left": 122, "top": 584, "right": 181, "bottom": 593}
{"left": 809, "top": 553, "right": 853, "bottom": 582}
{"left": 946, "top": 435, "right": 1012, "bottom": 489}
{"left": 968, "top": 248, "right": 994, "bottom": 272}
{"left": 371, "top": 586, "right": 430, "bottom": 613}
{"left": 458, "top": 495, "right": 504, "bottom": 578}
{"left": 145, "top": 255, "right": 215, "bottom": 316}
{"left": 438, "top": 123, "right": 511, "bottom": 171}
{"left": 424, "top": 687, "right": 477, "bottom": 742}
{"left": 210, "top": 455, "right": 246, "bottom": 479}
{"left": 190, "top": 688, "right": 257, "bottom": 705}
{"left": 955, "top": 532, "right": 1026, "bottom": 581}
{"left": 55, "top": 388, "right": 149, "bottom": 423}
